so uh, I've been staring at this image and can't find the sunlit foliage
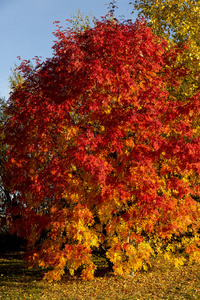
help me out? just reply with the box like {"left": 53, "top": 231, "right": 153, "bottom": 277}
{"left": 3, "top": 14, "right": 200, "bottom": 280}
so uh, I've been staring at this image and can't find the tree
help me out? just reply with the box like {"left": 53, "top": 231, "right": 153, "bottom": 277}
{"left": 69, "top": 9, "right": 96, "bottom": 32}
{"left": 130, "top": 0, "right": 200, "bottom": 98}
{"left": 2, "top": 15, "right": 200, "bottom": 281}
{"left": 0, "top": 97, "right": 12, "bottom": 232}
{"left": 9, "top": 65, "right": 24, "bottom": 92}
{"left": 131, "top": 0, "right": 200, "bottom": 43}
{"left": 0, "top": 67, "right": 25, "bottom": 233}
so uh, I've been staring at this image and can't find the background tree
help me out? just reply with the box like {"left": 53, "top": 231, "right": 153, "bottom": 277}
{"left": 9, "top": 65, "right": 24, "bottom": 92}
{"left": 130, "top": 0, "right": 200, "bottom": 97}
{"left": 0, "top": 97, "right": 11, "bottom": 231}
{"left": 0, "top": 67, "right": 25, "bottom": 229}
{"left": 3, "top": 14, "right": 200, "bottom": 281}
{"left": 69, "top": 9, "right": 96, "bottom": 32}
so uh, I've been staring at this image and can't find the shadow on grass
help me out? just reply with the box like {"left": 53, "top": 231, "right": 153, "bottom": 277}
{"left": 0, "top": 252, "right": 114, "bottom": 285}
{"left": 0, "top": 252, "right": 44, "bottom": 285}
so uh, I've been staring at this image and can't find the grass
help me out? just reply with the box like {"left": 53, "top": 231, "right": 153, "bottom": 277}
{"left": 0, "top": 252, "right": 200, "bottom": 299}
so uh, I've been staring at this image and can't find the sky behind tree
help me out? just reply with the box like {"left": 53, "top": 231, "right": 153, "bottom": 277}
{"left": 0, "top": 0, "right": 137, "bottom": 100}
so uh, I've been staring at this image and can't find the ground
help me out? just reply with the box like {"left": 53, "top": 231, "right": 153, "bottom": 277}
{"left": 0, "top": 252, "right": 200, "bottom": 299}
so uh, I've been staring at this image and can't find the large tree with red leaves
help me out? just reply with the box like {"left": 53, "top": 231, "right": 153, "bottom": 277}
{"left": 3, "top": 15, "right": 200, "bottom": 280}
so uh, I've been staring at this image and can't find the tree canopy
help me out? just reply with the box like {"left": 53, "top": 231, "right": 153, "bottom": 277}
{"left": 3, "top": 14, "right": 200, "bottom": 280}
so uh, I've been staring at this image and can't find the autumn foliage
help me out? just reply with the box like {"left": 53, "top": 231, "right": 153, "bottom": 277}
{"left": 132, "top": 0, "right": 200, "bottom": 99}
{"left": 3, "top": 16, "right": 200, "bottom": 280}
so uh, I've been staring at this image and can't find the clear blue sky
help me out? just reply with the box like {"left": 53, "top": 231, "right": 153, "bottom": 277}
{"left": 0, "top": 0, "right": 137, "bottom": 100}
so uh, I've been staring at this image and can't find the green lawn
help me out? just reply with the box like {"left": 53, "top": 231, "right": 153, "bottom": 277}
{"left": 0, "top": 253, "right": 200, "bottom": 299}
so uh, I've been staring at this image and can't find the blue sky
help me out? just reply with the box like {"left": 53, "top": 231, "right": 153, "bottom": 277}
{"left": 0, "top": 0, "right": 137, "bottom": 100}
